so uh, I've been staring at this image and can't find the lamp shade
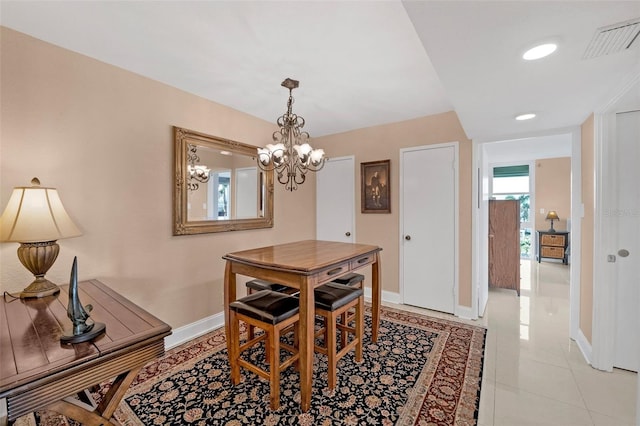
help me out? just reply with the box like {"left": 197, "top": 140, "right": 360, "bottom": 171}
{"left": 0, "top": 178, "right": 81, "bottom": 243}
{"left": 545, "top": 211, "right": 559, "bottom": 221}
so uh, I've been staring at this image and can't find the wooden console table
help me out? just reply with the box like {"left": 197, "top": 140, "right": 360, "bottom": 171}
{"left": 223, "top": 240, "right": 382, "bottom": 412}
{"left": 0, "top": 279, "right": 171, "bottom": 425}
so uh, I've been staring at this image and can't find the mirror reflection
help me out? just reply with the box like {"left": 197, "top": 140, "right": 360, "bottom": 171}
{"left": 173, "top": 127, "right": 273, "bottom": 235}
{"left": 186, "top": 145, "right": 262, "bottom": 221}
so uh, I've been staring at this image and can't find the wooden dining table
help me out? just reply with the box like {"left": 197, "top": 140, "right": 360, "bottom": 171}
{"left": 222, "top": 240, "right": 382, "bottom": 412}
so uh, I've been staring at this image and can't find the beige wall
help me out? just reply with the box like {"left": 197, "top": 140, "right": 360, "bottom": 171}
{"left": 0, "top": 28, "right": 317, "bottom": 329}
{"left": 580, "top": 114, "right": 595, "bottom": 343}
{"left": 314, "top": 112, "right": 473, "bottom": 307}
{"left": 1, "top": 27, "right": 475, "bottom": 334}
{"left": 535, "top": 157, "right": 571, "bottom": 232}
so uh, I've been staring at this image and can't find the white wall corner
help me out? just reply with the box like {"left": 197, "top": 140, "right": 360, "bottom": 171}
{"left": 165, "top": 312, "right": 225, "bottom": 350}
{"left": 575, "top": 328, "right": 594, "bottom": 369}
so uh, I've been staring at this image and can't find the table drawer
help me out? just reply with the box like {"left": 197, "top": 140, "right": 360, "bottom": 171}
{"left": 350, "top": 254, "right": 375, "bottom": 270}
{"left": 541, "top": 234, "right": 566, "bottom": 247}
{"left": 318, "top": 264, "right": 349, "bottom": 282}
{"left": 541, "top": 246, "right": 564, "bottom": 259}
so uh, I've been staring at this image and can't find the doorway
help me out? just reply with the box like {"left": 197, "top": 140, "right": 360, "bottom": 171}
{"left": 473, "top": 133, "right": 576, "bottom": 329}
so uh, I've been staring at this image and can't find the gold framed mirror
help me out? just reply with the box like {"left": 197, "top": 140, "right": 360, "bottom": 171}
{"left": 173, "top": 126, "right": 274, "bottom": 235}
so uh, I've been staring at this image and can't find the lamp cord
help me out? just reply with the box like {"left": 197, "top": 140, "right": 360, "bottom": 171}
{"left": 3, "top": 291, "right": 21, "bottom": 302}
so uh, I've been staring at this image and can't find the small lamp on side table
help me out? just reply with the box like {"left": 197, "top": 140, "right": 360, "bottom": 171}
{"left": 545, "top": 210, "right": 559, "bottom": 233}
{"left": 0, "top": 178, "right": 82, "bottom": 298}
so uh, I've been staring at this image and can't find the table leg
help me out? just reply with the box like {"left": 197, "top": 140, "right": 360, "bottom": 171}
{"left": 371, "top": 253, "right": 381, "bottom": 342}
{"left": 224, "top": 260, "right": 236, "bottom": 356}
{"left": 44, "top": 366, "right": 141, "bottom": 426}
{"left": 298, "top": 276, "right": 315, "bottom": 412}
{"left": 97, "top": 367, "right": 141, "bottom": 418}
{"left": 0, "top": 398, "right": 7, "bottom": 426}
{"left": 45, "top": 400, "right": 110, "bottom": 426}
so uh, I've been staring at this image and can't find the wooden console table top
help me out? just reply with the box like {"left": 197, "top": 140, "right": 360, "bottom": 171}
{"left": 0, "top": 279, "right": 171, "bottom": 424}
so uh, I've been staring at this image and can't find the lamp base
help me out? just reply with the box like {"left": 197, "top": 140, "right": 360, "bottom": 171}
{"left": 16, "top": 241, "right": 61, "bottom": 299}
{"left": 20, "top": 277, "right": 60, "bottom": 298}
{"left": 547, "top": 228, "right": 557, "bottom": 233}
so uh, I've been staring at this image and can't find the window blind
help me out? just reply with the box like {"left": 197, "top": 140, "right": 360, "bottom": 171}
{"left": 493, "top": 165, "right": 529, "bottom": 178}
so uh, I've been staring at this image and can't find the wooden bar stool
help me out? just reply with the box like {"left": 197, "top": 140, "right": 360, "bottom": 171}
{"left": 228, "top": 290, "right": 300, "bottom": 410}
{"left": 332, "top": 273, "right": 365, "bottom": 347}
{"left": 313, "top": 282, "right": 364, "bottom": 390}
{"left": 245, "top": 279, "right": 298, "bottom": 341}
{"left": 246, "top": 278, "right": 298, "bottom": 295}
{"left": 331, "top": 272, "right": 364, "bottom": 288}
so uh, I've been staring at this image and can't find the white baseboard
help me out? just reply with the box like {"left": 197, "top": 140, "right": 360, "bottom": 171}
{"left": 165, "top": 312, "right": 225, "bottom": 349}
{"left": 456, "top": 304, "right": 477, "bottom": 320}
{"left": 364, "top": 287, "right": 401, "bottom": 305}
{"left": 383, "top": 291, "right": 401, "bottom": 304}
{"left": 575, "top": 328, "right": 593, "bottom": 366}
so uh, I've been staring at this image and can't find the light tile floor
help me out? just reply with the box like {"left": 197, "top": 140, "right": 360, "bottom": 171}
{"left": 387, "top": 260, "right": 638, "bottom": 426}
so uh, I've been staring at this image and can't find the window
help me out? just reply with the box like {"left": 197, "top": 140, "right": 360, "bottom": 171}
{"left": 492, "top": 165, "right": 532, "bottom": 258}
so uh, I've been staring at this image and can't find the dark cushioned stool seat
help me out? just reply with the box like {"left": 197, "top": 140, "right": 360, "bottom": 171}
{"left": 314, "top": 282, "right": 363, "bottom": 311}
{"left": 228, "top": 290, "right": 300, "bottom": 410}
{"left": 331, "top": 273, "right": 364, "bottom": 287}
{"left": 246, "top": 279, "right": 292, "bottom": 293}
{"left": 229, "top": 290, "right": 299, "bottom": 325}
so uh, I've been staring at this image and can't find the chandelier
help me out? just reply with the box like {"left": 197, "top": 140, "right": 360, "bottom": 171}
{"left": 257, "top": 78, "right": 326, "bottom": 191}
{"left": 187, "top": 144, "right": 210, "bottom": 191}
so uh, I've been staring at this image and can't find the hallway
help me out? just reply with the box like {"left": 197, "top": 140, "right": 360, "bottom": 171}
{"left": 390, "top": 260, "right": 637, "bottom": 424}
{"left": 479, "top": 260, "right": 637, "bottom": 425}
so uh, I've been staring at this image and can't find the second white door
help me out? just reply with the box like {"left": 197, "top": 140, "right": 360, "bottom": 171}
{"left": 316, "top": 156, "right": 355, "bottom": 242}
{"left": 401, "top": 143, "right": 457, "bottom": 313}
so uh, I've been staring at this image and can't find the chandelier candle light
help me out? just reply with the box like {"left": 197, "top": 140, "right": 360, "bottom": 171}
{"left": 257, "top": 78, "right": 326, "bottom": 191}
{"left": 187, "top": 144, "right": 210, "bottom": 191}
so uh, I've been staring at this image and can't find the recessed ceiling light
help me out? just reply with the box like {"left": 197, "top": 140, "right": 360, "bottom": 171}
{"left": 523, "top": 43, "right": 557, "bottom": 60}
{"left": 515, "top": 113, "right": 536, "bottom": 121}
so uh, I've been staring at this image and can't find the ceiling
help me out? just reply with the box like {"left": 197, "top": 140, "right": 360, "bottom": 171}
{"left": 1, "top": 1, "right": 639, "bottom": 141}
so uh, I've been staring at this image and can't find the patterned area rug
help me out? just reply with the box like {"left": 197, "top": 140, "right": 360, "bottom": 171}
{"left": 33, "top": 305, "right": 486, "bottom": 425}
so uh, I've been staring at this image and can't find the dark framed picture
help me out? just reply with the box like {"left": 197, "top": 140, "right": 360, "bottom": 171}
{"left": 361, "top": 160, "right": 390, "bottom": 213}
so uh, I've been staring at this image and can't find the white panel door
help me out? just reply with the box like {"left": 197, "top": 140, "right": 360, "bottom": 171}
{"left": 316, "top": 156, "right": 355, "bottom": 242}
{"left": 401, "top": 144, "right": 457, "bottom": 313}
{"left": 613, "top": 110, "right": 639, "bottom": 372}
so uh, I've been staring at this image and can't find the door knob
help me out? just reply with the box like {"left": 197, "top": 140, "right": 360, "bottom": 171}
{"left": 618, "top": 249, "right": 630, "bottom": 257}
{"left": 405, "top": 235, "right": 411, "bottom": 241}
{"left": 345, "top": 232, "right": 351, "bottom": 237}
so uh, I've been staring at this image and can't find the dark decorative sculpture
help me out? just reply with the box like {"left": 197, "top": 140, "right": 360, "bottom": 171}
{"left": 60, "top": 257, "right": 106, "bottom": 344}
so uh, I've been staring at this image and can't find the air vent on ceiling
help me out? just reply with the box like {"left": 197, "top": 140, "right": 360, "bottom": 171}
{"left": 583, "top": 17, "right": 640, "bottom": 59}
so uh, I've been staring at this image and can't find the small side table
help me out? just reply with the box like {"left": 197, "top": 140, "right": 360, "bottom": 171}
{"left": 0, "top": 279, "right": 171, "bottom": 425}
{"left": 537, "top": 230, "right": 570, "bottom": 264}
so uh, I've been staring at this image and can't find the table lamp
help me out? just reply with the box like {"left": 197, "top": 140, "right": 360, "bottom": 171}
{"left": 545, "top": 210, "right": 559, "bottom": 233}
{"left": 0, "top": 178, "right": 82, "bottom": 298}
